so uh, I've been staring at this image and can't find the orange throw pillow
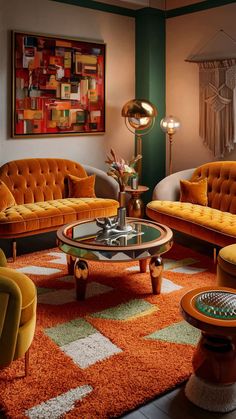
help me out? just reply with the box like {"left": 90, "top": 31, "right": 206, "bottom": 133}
{"left": 0, "top": 180, "right": 16, "bottom": 211}
{"left": 180, "top": 178, "right": 208, "bottom": 206}
{"left": 68, "top": 174, "right": 96, "bottom": 198}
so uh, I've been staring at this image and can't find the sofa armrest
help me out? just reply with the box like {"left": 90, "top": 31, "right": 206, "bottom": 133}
{"left": 152, "top": 168, "right": 195, "bottom": 201}
{"left": 83, "top": 165, "right": 119, "bottom": 200}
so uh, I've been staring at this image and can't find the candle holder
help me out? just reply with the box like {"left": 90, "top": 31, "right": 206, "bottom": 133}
{"left": 117, "top": 207, "right": 132, "bottom": 232}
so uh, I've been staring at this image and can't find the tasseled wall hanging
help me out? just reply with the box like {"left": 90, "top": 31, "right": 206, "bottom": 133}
{"left": 186, "top": 30, "right": 236, "bottom": 158}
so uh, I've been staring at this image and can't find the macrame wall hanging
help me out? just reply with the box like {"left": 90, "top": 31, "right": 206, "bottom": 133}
{"left": 186, "top": 30, "right": 236, "bottom": 158}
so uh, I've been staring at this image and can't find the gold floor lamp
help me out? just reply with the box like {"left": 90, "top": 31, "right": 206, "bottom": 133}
{"left": 121, "top": 99, "right": 157, "bottom": 180}
{"left": 160, "top": 115, "right": 180, "bottom": 175}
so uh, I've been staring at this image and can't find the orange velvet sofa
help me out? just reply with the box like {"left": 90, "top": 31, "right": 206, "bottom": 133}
{"left": 0, "top": 158, "right": 119, "bottom": 259}
{"left": 146, "top": 161, "right": 236, "bottom": 248}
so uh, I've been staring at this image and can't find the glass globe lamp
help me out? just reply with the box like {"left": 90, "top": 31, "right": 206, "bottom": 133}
{"left": 160, "top": 115, "right": 180, "bottom": 136}
{"left": 160, "top": 115, "right": 181, "bottom": 174}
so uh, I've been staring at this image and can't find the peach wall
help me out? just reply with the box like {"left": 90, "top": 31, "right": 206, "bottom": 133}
{"left": 0, "top": 0, "right": 135, "bottom": 170}
{"left": 166, "top": 2, "right": 236, "bottom": 173}
{"left": 166, "top": 0, "right": 207, "bottom": 9}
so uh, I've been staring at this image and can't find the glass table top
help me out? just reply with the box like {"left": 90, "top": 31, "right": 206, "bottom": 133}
{"left": 195, "top": 291, "right": 236, "bottom": 320}
{"left": 57, "top": 218, "right": 173, "bottom": 262}
{"left": 67, "top": 220, "right": 163, "bottom": 247}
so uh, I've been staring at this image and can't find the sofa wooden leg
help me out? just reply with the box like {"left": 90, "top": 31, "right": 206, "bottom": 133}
{"left": 25, "top": 349, "right": 30, "bottom": 376}
{"left": 12, "top": 240, "right": 17, "bottom": 262}
{"left": 213, "top": 247, "right": 217, "bottom": 264}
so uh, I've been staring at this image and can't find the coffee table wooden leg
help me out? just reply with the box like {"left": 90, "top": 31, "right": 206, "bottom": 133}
{"left": 149, "top": 256, "right": 163, "bottom": 294}
{"left": 67, "top": 254, "right": 76, "bottom": 275}
{"left": 74, "top": 259, "right": 89, "bottom": 300}
{"left": 139, "top": 259, "right": 147, "bottom": 273}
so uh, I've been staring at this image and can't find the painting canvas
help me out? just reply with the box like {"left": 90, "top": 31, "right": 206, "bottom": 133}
{"left": 12, "top": 31, "right": 106, "bottom": 137}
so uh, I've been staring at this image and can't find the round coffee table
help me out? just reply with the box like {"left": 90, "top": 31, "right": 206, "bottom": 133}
{"left": 57, "top": 218, "right": 173, "bottom": 300}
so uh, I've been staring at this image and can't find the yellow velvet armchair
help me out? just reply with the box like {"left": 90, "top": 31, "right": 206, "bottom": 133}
{"left": 0, "top": 249, "right": 37, "bottom": 376}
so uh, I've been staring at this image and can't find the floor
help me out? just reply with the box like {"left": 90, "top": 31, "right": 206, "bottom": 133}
{"left": 119, "top": 384, "right": 236, "bottom": 419}
{"left": 1, "top": 383, "right": 235, "bottom": 419}
{"left": 0, "top": 231, "right": 235, "bottom": 419}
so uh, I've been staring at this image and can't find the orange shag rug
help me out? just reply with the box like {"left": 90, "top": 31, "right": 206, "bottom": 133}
{"left": 0, "top": 243, "right": 216, "bottom": 418}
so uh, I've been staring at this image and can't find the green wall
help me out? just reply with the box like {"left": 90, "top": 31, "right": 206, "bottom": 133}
{"left": 135, "top": 8, "right": 166, "bottom": 202}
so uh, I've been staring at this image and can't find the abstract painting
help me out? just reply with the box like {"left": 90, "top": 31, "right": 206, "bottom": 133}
{"left": 12, "top": 31, "right": 105, "bottom": 137}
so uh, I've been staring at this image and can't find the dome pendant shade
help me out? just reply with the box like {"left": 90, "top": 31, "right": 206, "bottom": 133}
{"left": 121, "top": 99, "right": 157, "bottom": 179}
{"left": 122, "top": 99, "right": 157, "bottom": 131}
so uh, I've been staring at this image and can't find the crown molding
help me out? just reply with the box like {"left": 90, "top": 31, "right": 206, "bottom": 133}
{"left": 51, "top": 0, "right": 136, "bottom": 17}
{"left": 166, "top": 0, "right": 236, "bottom": 18}
{"left": 51, "top": 0, "right": 236, "bottom": 19}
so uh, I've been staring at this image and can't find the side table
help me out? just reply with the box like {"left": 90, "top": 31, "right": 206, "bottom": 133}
{"left": 125, "top": 185, "right": 149, "bottom": 218}
{"left": 181, "top": 286, "right": 236, "bottom": 412}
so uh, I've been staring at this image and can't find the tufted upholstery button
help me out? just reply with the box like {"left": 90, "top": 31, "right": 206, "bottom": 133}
{"left": 147, "top": 200, "right": 236, "bottom": 237}
{"left": 0, "top": 158, "right": 118, "bottom": 236}
{"left": 0, "top": 197, "right": 118, "bottom": 235}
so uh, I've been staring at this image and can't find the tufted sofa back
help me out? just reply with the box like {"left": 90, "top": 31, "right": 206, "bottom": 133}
{"left": 0, "top": 158, "right": 87, "bottom": 205}
{"left": 191, "top": 161, "right": 236, "bottom": 214}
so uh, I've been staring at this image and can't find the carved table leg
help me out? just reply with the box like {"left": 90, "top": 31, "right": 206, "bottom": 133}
{"left": 74, "top": 259, "right": 89, "bottom": 300}
{"left": 149, "top": 256, "right": 163, "bottom": 294}
{"left": 67, "top": 254, "right": 76, "bottom": 275}
{"left": 139, "top": 259, "right": 148, "bottom": 273}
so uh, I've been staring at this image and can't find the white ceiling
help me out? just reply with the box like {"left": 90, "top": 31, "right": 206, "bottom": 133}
{"left": 92, "top": 0, "right": 207, "bottom": 11}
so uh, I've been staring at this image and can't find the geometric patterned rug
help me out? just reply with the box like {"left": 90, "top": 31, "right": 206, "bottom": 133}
{"left": 0, "top": 243, "right": 216, "bottom": 418}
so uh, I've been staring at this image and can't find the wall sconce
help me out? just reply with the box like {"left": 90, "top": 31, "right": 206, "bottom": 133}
{"left": 121, "top": 99, "right": 157, "bottom": 179}
{"left": 160, "top": 115, "right": 181, "bottom": 175}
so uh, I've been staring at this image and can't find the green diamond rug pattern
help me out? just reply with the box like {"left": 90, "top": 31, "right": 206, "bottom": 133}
{"left": 163, "top": 257, "right": 199, "bottom": 271}
{"left": 45, "top": 318, "right": 96, "bottom": 347}
{"left": 91, "top": 298, "right": 157, "bottom": 320}
{"left": 146, "top": 320, "right": 200, "bottom": 345}
{"left": 37, "top": 286, "right": 55, "bottom": 295}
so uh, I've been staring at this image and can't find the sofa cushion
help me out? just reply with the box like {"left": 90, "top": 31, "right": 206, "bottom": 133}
{"left": 190, "top": 161, "right": 236, "bottom": 213}
{"left": 0, "top": 181, "right": 16, "bottom": 211}
{"left": 180, "top": 178, "right": 208, "bottom": 206}
{"left": 68, "top": 174, "right": 96, "bottom": 198}
{"left": 146, "top": 201, "right": 236, "bottom": 236}
{"left": 0, "top": 198, "right": 119, "bottom": 236}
